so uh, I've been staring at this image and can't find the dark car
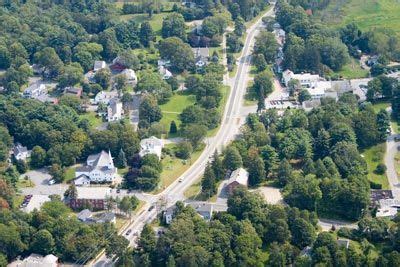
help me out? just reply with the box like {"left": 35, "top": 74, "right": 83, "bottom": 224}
{"left": 125, "top": 229, "right": 132, "bottom": 236}
{"left": 148, "top": 205, "right": 155, "bottom": 212}
{"left": 116, "top": 189, "right": 121, "bottom": 193}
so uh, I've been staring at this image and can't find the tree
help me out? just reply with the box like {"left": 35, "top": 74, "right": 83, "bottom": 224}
{"left": 234, "top": 17, "right": 246, "bottom": 36}
{"left": 169, "top": 120, "right": 177, "bottom": 134}
{"left": 30, "top": 146, "right": 47, "bottom": 168}
{"left": 41, "top": 200, "right": 71, "bottom": 218}
{"left": 0, "top": 46, "right": 10, "bottom": 69}
{"left": 252, "top": 70, "right": 273, "bottom": 99}
{"left": 137, "top": 71, "right": 172, "bottom": 103}
{"left": 182, "top": 124, "right": 207, "bottom": 148}
{"left": 135, "top": 224, "right": 156, "bottom": 264}
{"left": 64, "top": 184, "right": 78, "bottom": 200}
{"left": 223, "top": 146, "right": 243, "bottom": 171}
{"left": 277, "top": 159, "right": 293, "bottom": 187}
{"left": 290, "top": 218, "right": 316, "bottom": 249}
{"left": 139, "top": 95, "right": 162, "bottom": 125}
{"left": 140, "top": 22, "right": 154, "bottom": 47}
{"left": 201, "top": 163, "right": 217, "bottom": 196}
{"left": 254, "top": 30, "right": 279, "bottom": 63}
{"left": 5, "top": 81, "right": 20, "bottom": 95}
{"left": 34, "top": 47, "right": 63, "bottom": 78}
{"left": 94, "top": 68, "right": 111, "bottom": 90}
{"left": 377, "top": 109, "right": 390, "bottom": 141}
{"left": 159, "top": 37, "right": 195, "bottom": 72}
{"left": 248, "top": 155, "right": 265, "bottom": 186}
{"left": 114, "top": 74, "right": 127, "bottom": 92}
{"left": 31, "top": 229, "right": 54, "bottom": 255}
{"left": 162, "top": 13, "right": 186, "bottom": 41}
{"left": 298, "top": 89, "right": 311, "bottom": 103}
{"left": 49, "top": 164, "right": 66, "bottom": 183}
{"left": 116, "top": 149, "right": 127, "bottom": 168}
{"left": 211, "top": 150, "right": 225, "bottom": 181}
{"left": 58, "top": 63, "right": 84, "bottom": 88}
{"left": 267, "top": 243, "right": 286, "bottom": 267}
{"left": 0, "top": 223, "right": 26, "bottom": 260}
{"left": 175, "top": 141, "right": 193, "bottom": 160}
{"left": 252, "top": 54, "right": 267, "bottom": 72}
{"left": 118, "top": 196, "right": 137, "bottom": 217}
{"left": 283, "top": 174, "right": 322, "bottom": 211}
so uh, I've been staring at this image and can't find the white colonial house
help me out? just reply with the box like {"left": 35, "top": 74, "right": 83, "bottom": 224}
{"left": 139, "top": 136, "right": 164, "bottom": 159}
{"left": 282, "top": 69, "right": 321, "bottom": 88}
{"left": 94, "top": 60, "right": 107, "bottom": 72}
{"left": 107, "top": 98, "right": 123, "bottom": 122}
{"left": 158, "top": 66, "right": 173, "bottom": 80}
{"left": 120, "top": 68, "right": 138, "bottom": 86}
{"left": 74, "top": 151, "right": 117, "bottom": 185}
{"left": 13, "top": 143, "right": 31, "bottom": 162}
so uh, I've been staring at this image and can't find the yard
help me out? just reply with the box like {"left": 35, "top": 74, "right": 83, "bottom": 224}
{"left": 159, "top": 91, "right": 196, "bottom": 132}
{"left": 371, "top": 101, "right": 400, "bottom": 134}
{"left": 64, "top": 166, "right": 76, "bottom": 183}
{"left": 335, "top": 58, "right": 369, "bottom": 79}
{"left": 79, "top": 111, "right": 103, "bottom": 129}
{"left": 152, "top": 144, "right": 203, "bottom": 194}
{"left": 361, "top": 143, "right": 390, "bottom": 189}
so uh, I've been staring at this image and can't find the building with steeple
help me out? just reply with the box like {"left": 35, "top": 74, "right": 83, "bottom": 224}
{"left": 74, "top": 150, "right": 117, "bottom": 185}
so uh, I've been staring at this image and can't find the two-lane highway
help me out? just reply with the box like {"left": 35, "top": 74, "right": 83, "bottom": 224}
{"left": 92, "top": 6, "right": 275, "bottom": 266}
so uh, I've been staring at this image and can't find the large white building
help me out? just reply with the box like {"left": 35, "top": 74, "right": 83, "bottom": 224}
{"left": 93, "top": 90, "right": 119, "bottom": 105}
{"left": 75, "top": 151, "right": 117, "bottom": 185}
{"left": 282, "top": 69, "right": 321, "bottom": 88}
{"left": 107, "top": 98, "right": 123, "bottom": 122}
{"left": 139, "top": 136, "right": 164, "bottom": 159}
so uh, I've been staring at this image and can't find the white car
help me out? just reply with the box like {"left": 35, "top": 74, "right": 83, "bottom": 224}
{"left": 48, "top": 179, "right": 56, "bottom": 185}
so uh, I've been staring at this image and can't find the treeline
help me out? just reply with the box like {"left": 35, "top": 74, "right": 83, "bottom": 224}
{"left": 0, "top": 197, "right": 125, "bottom": 264}
{"left": 222, "top": 94, "right": 390, "bottom": 220}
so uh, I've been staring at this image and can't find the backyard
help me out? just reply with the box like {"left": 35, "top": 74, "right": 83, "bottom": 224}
{"left": 361, "top": 143, "right": 390, "bottom": 189}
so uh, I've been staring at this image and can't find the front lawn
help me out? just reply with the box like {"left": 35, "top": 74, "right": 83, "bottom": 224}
{"left": 361, "top": 143, "right": 389, "bottom": 189}
{"left": 335, "top": 58, "right": 369, "bottom": 79}
{"left": 64, "top": 166, "right": 76, "bottom": 183}
{"left": 79, "top": 111, "right": 103, "bottom": 129}
{"left": 152, "top": 144, "right": 203, "bottom": 194}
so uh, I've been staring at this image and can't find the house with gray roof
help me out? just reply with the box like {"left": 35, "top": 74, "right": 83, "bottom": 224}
{"left": 186, "top": 202, "right": 213, "bottom": 221}
{"left": 75, "top": 151, "right": 117, "bottom": 184}
{"left": 13, "top": 143, "right": 31, "bottom": 162}
{"left": 192, "top": 47, "right": 209, "bottom": 68}
{"left": 107, "top": 98, "right": 123, "bottom": 122}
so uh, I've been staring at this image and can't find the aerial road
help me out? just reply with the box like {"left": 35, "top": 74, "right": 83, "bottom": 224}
{"left": 92, "top": 6, "right": 275, "bottom": 266}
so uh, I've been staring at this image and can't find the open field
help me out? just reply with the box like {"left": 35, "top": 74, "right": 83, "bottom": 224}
{"left": 361, "top": 143, "right": 389, "bottom": 189}
{"left": 336, "top": 58, "right": 369, "bottom": 79}
{"left": 159, "top": 91, "right": 196, "bottom": 130}
{"left": 153, "top": 144, "right": 203, "bottom": 194}
{"left": 317, "top": 0, "right": 400, "bottom": 37}
{"left": 79, "top": 111, "right": 103, "bottom": 129}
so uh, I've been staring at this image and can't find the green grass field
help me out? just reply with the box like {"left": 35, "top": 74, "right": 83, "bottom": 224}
{"left": 79, "top": 111, "right": 103, "bottom": 129}
{"left": 159, "top": 91, "right": 196, "bottom": 131}
{"left": 318, "top": 0, "right": 400, "bottom": 36}
{"left": 336, "top": 58, "right": 369, "bottom": 79}
{"left": 361, "top": 143, "right": 389, "bottom": 189}
{"left": 121, "top": 13, "right": 166, "bottom": 36}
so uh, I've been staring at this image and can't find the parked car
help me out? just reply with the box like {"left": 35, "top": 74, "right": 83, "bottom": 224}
{"left": 148, "top": 205, "right": 155, "bottom": 212}
{"left": 125, "top": 229, "right": 132, "bottom": 236}
{"left": 48, "top": 179, "right": 56, "bottom": 185}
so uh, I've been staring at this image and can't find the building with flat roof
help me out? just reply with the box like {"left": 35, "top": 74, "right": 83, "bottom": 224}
{"left": 282, "top": 69, "right": 321, "bottom": 88}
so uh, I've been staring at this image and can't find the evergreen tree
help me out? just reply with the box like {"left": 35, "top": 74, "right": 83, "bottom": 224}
{"left": 169, "top": 120, "right": 177, "bottom": 134}
{"left": 277, "top": 159, "right": 293, "bottom": 187}
{"left": 248, "top": 156, "right": 266, "bottom": 186}
{"left": 377, "top": 109, "right": 390, "bottom": 141}
{"left": 211, "top": 150, "right": 225, "bottom": 181}
{"left": 223, "top": 146, "right": 243, "bottom": 171}
{"left": 116, "top": 149, "right": 127, "bottom": 168}
{"left": 140, "top": 22, "right": 154, "bottom": 47}
{"left": 201, "top": 163, "right": 217, "bottom": 197}
{"left": 302, "top": 158, "right": 315, "bottom": 175}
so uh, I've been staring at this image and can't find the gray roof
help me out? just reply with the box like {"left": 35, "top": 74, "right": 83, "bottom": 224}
{"left": 96, "top": 212, "right": 116, "bottom": 223}
{"left": 13, "top": 143, "right": 28, "bottom": 155}
{"left": 192, "top": 47, "right": 209, "bottom": 58}
{"left": 77, "top": 209, "right": 92, "bottom": 221}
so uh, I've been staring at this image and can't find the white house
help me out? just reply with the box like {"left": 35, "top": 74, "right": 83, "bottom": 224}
{"left": 282, "top": 69, "right": 321, "bottom": 88}
{"left": 193, "top": 47, "right": 209, "bottom": 68}
{"left": 74, "top": 174, "right": 91, "bottom": 186}
{"left": 15, "top": 253, "right": 58, "bottom": 267}
{"left": 13, "top": 143, "right": 31, "bottom": 162}
{"left": 75, "top": 151, "right": 117, "bottom": 184}
{"left": 157, "top": 59, "right": 171, "bottom": 68}
{"left": 94, "top": 60, "right": 107, "bottom": 72}
{"left": 121, "top": 68, "right": 138, "bottom": 86}
{"left": 159, "top": 66, "right": 173, "bottom": 80}
{"left": 164, "top": 206, "right": 175, "bottom": 224}
{"left": 139, "top": 136, "right": 164, "bottom": 159}
{"left": 107, "top": 98, "right": 123, "bottom": 122}
{"left": 23, "top": 83, "right": 46, "bottom": 98}
{"left": 307, "top": 81, "right": 332, "bottom": 100}
{"left": 93, "top": 90, "right": 119, "bottom": 105}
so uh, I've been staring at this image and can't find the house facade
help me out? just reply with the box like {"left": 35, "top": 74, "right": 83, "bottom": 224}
{"left": 226, "top": 168, "right": 249, "bottom": 195}
{"left": 107, "top": 98, "right": 123, "bottom": 122}
{"left": 13, "top": 143, "right": 31, "bottom": 162}
{"left": 23, "top": 83, "right": 46, "bottom": 98}
{"left": 139, "top": 136, "right": 164, "bottom": 159}
{"left": 74, "top": 151, "right": 117, "bottom": 184}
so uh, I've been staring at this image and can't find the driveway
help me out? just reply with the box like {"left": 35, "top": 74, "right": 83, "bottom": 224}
{"left": 384, "top": 126, "right": 400, "bottom": 200}
{"left": 20, "top": 169, "right": 68, "bottom": 196}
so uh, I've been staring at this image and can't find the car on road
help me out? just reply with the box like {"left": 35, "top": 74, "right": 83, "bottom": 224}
{"left": 179, "top": 178, "right": 183, "bottom": 182}
{"left": 48, "top": 179, "right": 56, "bottom": 185}
{"left": 116, "top": 189, "right": 121, "bottom": 193}
{"left": 148, "top": 205, "right": 155, "bottom": 212}
{"left": 125, "top": 229, "right": 132, "bottom": 236}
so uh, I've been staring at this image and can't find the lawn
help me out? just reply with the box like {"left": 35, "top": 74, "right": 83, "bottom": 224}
{"left": 361, "top": 143, "right": 389, "bottom": 189}
{"left": 159, "top": 91, "right": 196, "bottom": 131}
{"left": 121, "top": 13, "right": 166, "bottom": 36}
{"left": 317, "top": 0, "right": 400, "bottom": 37}
{"left": 152, "top": 144, "right": 204, "bottom": 194}
{"left": 336, "top": 58, "right": 369, "bottom": 79}
{"left": 79, "top": 111, "right": 103, "bottom": 129}
{"left": 16, "top": 177, "right": 35, "bottom": 188}
{"left": 395, "top": 152, "right": 400, "bottom": 178}
{"left": 371, "top": 101, "right": 400, "bottom": 134}
{"left": 64, "top": 166, "right": 76, "bottom": 183}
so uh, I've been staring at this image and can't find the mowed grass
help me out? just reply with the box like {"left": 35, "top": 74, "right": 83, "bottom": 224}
{"left": 152, "top": 144, "right": 203, "bottom": 194}
{"left": 318, "top": 0, "right": 400, "bottom": 37}
{"left": 361, "top": 143, "right": 389, "bottom": 189}
{"left": 79, "top": 111, "right": 103, "bottom": 129}
{"left": 120, "top": 13, "right": 167, "bottom": 36}
{"left": 336, "top": 58, "right": 369, "bottom": 79}
{"left": 159, "top": 91, "right": 196, "bottom": 130}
